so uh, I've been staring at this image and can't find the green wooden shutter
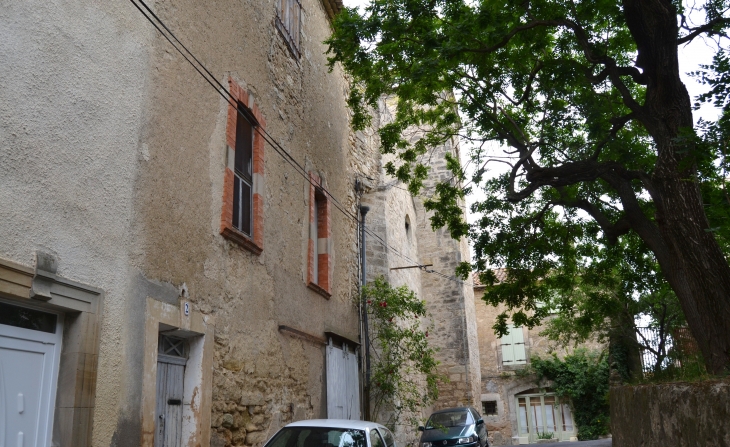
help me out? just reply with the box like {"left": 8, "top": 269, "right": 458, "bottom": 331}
{"left": 501, "top": 327, "right": 515, "bottom": 365}
{"left": 512, "top": 325, "right": 527, "bottom": 364}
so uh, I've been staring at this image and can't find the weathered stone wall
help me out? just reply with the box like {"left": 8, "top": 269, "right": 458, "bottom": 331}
{"left": 611, "top": 380, "right": 730, "bottom": 447}
{"left": 414, "top": 138, "right": 481, "bottom": 412}
{"left": 136, "top": 1, "right": 374, "bottom": 446}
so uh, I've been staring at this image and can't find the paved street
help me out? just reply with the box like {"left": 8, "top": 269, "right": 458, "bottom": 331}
{"left": 503, "top": 439, "right": 611, "bottom": 447}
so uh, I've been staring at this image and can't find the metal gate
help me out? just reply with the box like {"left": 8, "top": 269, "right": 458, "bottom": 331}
{"left": 326, "top": 338, "right": 360, "bottom": 420}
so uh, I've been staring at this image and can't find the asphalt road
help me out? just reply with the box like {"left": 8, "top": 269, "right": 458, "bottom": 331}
{"left": 505, "top": 439, "right": 611, "bottom": 447}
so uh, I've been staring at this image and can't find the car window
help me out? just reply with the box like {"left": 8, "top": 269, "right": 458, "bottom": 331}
{"left": 369, "top": 429, "right": 385, "bottom": 447}
{"left": 426, "top": 411, "right": 474, "bottom": 429}
{"left": 265, "top": 427, "right": 367, "bottom": 447}
{"left": 378, "top": 428, "right": 395, "bottom": 447}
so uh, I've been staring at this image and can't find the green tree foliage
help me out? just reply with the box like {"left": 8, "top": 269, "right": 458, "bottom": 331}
{"left": 531, "top": 350, "right": 610, "bottom": 440}
{"left": 327, "top": 0, "right": 730, "bottom": 374}
{"left": 363, "top": 277, "right": 442, "bottom": 428}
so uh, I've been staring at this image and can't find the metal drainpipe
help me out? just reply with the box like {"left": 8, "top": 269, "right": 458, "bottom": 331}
{"left": 360, "top": 205, "right": 370, "bottom": 421}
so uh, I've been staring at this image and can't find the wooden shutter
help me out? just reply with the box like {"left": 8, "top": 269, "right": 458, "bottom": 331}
{"left": 501, "top": 329, "right": 515, "bottom": 365}
{"left": 512, "top": 325, "right": 527, "bottom": 364}
{"left": 501, "top": 325, "right": 526, "bottom": 366}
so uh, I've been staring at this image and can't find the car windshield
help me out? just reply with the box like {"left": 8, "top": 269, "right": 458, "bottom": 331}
{"left": 265, "top": 427, "right": 368, "bottom": 447}
{"left": 426, "top": 411, "right": 473, "bottom": 429}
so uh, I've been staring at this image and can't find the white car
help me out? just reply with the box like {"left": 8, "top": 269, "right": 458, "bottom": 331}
{"left": 264, "top": 419, "right": 397, "bottom": 447}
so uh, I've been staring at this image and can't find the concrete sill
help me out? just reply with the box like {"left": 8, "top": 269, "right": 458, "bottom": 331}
{"left": 221, "top": 227, "right": 263, "bottom": 255}
{"left": 307, "top": 282, "right": 331, "bottom": 299}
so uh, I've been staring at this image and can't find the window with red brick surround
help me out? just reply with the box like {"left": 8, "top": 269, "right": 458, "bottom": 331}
{"left": 307, "top": 172, "right": 332, "bottom": 298}
{"left": 220, "top": 78, "right": 265, "bottom": 254}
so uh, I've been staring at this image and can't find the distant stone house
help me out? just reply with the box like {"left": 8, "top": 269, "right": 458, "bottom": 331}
{"left": 473, "top": 272, "right": 603, "bottom": 445}
{"left": 0, "top": 0, "right": 371, "bottom": 446}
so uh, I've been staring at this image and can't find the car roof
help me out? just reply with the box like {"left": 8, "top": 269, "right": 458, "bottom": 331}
{"left": 429, "top": 407, "right": 473, "bottom": 415}
{"left": 284, "top": 419, "right": 388, "bottom": 431}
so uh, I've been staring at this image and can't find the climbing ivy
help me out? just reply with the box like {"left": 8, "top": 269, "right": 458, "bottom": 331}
{"left": 363, "top": 277, "right": 443, "bottom": 428}
{"left": 531, "top": 349, "right": 610, "bottom": 440}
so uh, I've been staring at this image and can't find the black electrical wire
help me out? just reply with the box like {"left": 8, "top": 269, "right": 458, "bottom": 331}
{"left": 129, "top": 0, "right": 472, "bottom": 287}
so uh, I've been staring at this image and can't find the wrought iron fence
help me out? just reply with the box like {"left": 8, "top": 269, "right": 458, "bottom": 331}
{"left": 636, "top": 326, "right": 702, "bottom": 378}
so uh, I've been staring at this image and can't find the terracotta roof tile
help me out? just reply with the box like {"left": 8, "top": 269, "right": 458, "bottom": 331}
{"left": 473, "top": 269, "right": 508, "bottom": 288}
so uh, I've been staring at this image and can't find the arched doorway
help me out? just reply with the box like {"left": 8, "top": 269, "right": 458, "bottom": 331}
{"left": 514, "top": 388, "right": 576, "bottom": 444}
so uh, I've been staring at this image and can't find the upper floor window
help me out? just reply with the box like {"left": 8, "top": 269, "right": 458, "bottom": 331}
{"left": 307, "top": 173, "right": 331, "bottom": 297}
{"left": 276, "top": 0, "right": 302, "bottom": 58}
{"left": 233, "top": 102, "right": 253, "bottom": 237}
{"left": 220, "top": 78, "right": 265, "bottom": 254}
{"left": 500, "top": 324, "right": 527, "bottom": 367}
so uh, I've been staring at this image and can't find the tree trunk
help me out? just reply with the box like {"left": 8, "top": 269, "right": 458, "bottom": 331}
{"left": 653, "top": 177, "right": 730, "bottom": 375}
{"left": 622, "top": 0, "right": 730, "bottom": 374}
{"left": 609, "top": 312, "right": 644, "bottom": 382}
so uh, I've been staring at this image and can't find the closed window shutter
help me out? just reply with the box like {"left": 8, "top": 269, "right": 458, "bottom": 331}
{"left": 512, "top": 325, "right": 527, "bottom": 364}
{"left": 500, "top": 329, "right": 515, "bottom": 365}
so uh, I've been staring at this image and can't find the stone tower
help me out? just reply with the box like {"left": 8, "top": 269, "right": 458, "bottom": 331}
{"left": 361, "top": 98, "right": 481, "bottom": 437}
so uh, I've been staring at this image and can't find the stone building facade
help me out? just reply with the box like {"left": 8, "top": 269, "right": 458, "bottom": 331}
{"left": 0, "top": 1, "right": 376, "bottom": 446}
{"left": 473, "top": 273, "right": 603, "bottom": 445}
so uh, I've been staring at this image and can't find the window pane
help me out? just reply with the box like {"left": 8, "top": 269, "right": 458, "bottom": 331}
{"left": 379, "top": 429, "right": 395, "bottom": 447}
{"left": 426, "top": 411, "right": 470, "bottom": 428}
{"left": 238, "top": 179, "right": 252, "bottom": 236}
{"left": 265, "top": 428, "right": 367, "bottom": 447}
{"left": 369, "top": 430, "right": 384, "bottom": 447}
{"left": 235, "top": 102, "right": 253, "bottom": 181}
{"left": 561, "top": 404, "right": 574, "bottom": 432}
{"left": 0, "top": 302, "right": 57, "bottom": 333}
{"left": 543, "top": 396, "right": 556, "bottom": 433}
{"left": 518, "top": 398, "right": 529, "bottom": 434}
{"left": 530, "top": 397, "right": 544, "bottom": 433}
{"left": 233, "top": 176, "right": 240, "bottom": 230}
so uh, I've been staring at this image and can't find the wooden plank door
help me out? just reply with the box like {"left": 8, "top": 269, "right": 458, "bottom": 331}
{"left": 155, "top": 335, "right": 187, "bottom": 447}
{"left": 326, "top": 340, "right": 360, "bottom": 420}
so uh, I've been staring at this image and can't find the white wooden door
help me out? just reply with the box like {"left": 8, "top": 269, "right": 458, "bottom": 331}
{"left": 326, "top": 340, "right": 360, "bottom": 420}
{"left": 0, "top": 301, "right": 63, "bottom": 447}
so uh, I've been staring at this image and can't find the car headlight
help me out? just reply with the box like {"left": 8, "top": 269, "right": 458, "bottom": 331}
{"left": 422, "top": 442, "right": 432, "bottom": 447}
{"left": 457, "top": 436, "right": 477, "bottom": 444}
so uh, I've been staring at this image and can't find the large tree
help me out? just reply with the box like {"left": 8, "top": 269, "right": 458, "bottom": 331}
{"left": 327, "top": 0, "right": 730, "bottom": 373}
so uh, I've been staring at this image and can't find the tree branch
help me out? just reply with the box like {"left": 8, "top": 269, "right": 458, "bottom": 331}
{"left": 677, "top": 17, "right": 730, "bottom": 45}
{"left": 551, "top": 192, "right": 632, "bottom": 244}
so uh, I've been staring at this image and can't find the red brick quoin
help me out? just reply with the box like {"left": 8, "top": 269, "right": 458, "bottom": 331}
{"left": 307, "top": 172, "right": 332, "bottom": 298}
{"left": 220, "top": 77, "right": 265, "bottom": 254}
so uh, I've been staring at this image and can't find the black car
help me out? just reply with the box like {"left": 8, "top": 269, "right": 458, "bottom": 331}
{"left": 418, "top": 407, "right": 489, "bottom": 447}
